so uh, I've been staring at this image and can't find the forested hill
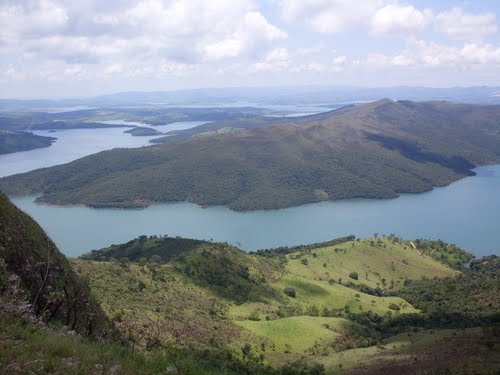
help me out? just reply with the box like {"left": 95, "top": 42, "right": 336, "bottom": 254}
{"left": 1, "top": 99, "right": 500, "bottom": 210}
{"left": 0, "top": 130, "right": 56, "bottom": 154}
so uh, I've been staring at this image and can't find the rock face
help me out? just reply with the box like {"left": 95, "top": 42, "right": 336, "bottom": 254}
{"left": 0, "top": 192, "right": 113, "bottom": 339}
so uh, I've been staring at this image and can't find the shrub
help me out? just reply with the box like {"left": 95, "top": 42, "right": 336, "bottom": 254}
{"left": 349, "top": 272, "right": 359, "bottom": 280}
{"left": 283, "top": 287, "right": 296, "bottom": 298}
{"left": 248, "top": 311, "right": 261, "bottom": 321}
{"left": 388, "top": 303, "right": 401, "bottom": 311}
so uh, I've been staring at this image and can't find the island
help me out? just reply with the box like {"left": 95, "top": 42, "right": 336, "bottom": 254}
{"left": 124, "top": 126, "right": 164, "bottom": 136}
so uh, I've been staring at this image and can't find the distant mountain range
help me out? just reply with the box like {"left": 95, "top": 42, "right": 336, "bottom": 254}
{"left": 2, "top": 85, "right": 500, "bottom": 110}
{"left": 1, "top": 99, "right": 499, "bottom": 211}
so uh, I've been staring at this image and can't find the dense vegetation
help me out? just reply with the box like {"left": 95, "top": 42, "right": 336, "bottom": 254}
{"left": 0, "top": 130, "right": 55, "bottom": 154}
{"left": 124, "top": 127, "right": 163, "bottom": 136}
{"left": 2, "top": 99, "right": 499, "bottom": 210}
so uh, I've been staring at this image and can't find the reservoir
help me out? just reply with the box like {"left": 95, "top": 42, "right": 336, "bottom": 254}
{"left": 9, "top": 164, "right": 500, "bottom": 258}
{"left": 1, "top": 112, "right": 498, "bottom": 258}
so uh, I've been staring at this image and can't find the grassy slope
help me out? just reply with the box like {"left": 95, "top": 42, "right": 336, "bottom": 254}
{"left": 72, "top": 235, "right": 468, "bottom": 371}
{"left": 274, "top": 277, "right": 414, "bottom": 315}
{"left": 1, "top": 100, "right": 499, "bottom": 209}
{"left": 233, "top": 238, "right": 456, "bottom": 320}
{"left": 285, "top": 238, "right": 457, "bottom": 289}
{"left": 237, "top": 316, "right": 349, "bottom": 353}
{"left": 0, "top": 301, "right": 237, "bottom": 375}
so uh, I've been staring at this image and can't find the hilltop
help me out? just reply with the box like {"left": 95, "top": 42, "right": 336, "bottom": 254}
{"left": 1, "top": 99, "right": 499, "bottom": 210}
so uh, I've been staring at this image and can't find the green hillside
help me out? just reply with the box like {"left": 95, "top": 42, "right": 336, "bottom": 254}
{"left": 1, "top": 100, "right": 500, "bottom": 210}
{"left": 70, "top": 234, "right": 499, "bottom": 373}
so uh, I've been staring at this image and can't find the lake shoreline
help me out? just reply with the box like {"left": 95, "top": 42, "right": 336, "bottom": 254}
{"left": 15, "top": 165, "right": 488, "bottom": 212}
{"left": 9, "top": 164, "right": 500, "bottom": 257}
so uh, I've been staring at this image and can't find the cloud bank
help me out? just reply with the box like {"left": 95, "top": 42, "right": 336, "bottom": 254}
{"left": 1, "top": 0, "right": 499, "bottom": 97}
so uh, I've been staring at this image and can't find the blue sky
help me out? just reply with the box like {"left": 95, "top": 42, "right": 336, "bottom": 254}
{"left": 1, "top": 0, "right": 499, "bottom": 98}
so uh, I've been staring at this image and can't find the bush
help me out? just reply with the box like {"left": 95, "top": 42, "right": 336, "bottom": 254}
{"left": 301, "top": 258, "right": 309, "bottom": 265}
{"left": 349, "top": 272, "right": 359, "bottom": 280}
{"left": 248, "top": 311, "right": 261, "bottom": 321}
{"left": 283, "top": 287, "right": 296, "bottom": 298}
{"left": 388, "top": 303, "right": 401, "bottom": 311}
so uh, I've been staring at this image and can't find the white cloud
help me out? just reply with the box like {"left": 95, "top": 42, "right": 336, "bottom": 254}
{"left": 2, "top": 1, "right": 500, "bottom": 96}
{"left": 0, "top": 0, "right": 286, "bottom": 65}
{"left": 202, "top": 11, "right": 287, "bottom": 61}
{"left": 460, "top": 43, "right": 500, "bottom": 64}
{"left": 0, "top": 0, "right": 68, "bottom": 42}
{"left": 266, "top": 48, "right": 290, "bottom": 62}
{"left": 391, "top": 54, "right": 413, "bottom": 66}
{"left": 371, "top": 4, "right": 432, "bottom": 37}
{"left": 104, "top": 63, "right": 123, "bottom": 75}
{"left": 366, "top": 40, "right": 500, "bottom": 69}
{"left": 332, "top": 55, "right": 347, "bottom": 71}
{"left": 280, "top": 0, "right": 383, "bottom": 34}
{"left": 435, "top": 7, "right": 498, "bottom": 40}
{"left": 247, "top": 47, "right": 290, "bottom": 73}
{"left": 296, "top": 44, "right": 325, "bottom": 56}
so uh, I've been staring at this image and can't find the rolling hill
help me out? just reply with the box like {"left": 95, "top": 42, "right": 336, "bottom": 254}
{"left": 1, "top": 99, "right": 500, "bottom": 210}
{"left": 73, "top": 234, "right": 499, "bottom": 373}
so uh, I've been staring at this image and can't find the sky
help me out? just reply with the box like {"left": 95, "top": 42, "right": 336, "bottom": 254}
{"left": 1, "top": 0, "right": 500, "bottom": 98}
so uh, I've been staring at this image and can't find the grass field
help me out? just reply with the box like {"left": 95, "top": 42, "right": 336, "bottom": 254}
{"left": 275, "top": 276, "right": 416, "bottom": 314}
{"left": 285, "top": 238, "right": 457, "bottom": 290}
{"left": 236, "top": 316, "right": 351, "bottom": 353}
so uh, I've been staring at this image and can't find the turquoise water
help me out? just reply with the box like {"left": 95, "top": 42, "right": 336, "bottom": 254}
{"left": 10, "top": 165, "right": 500, "bottom": 257}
